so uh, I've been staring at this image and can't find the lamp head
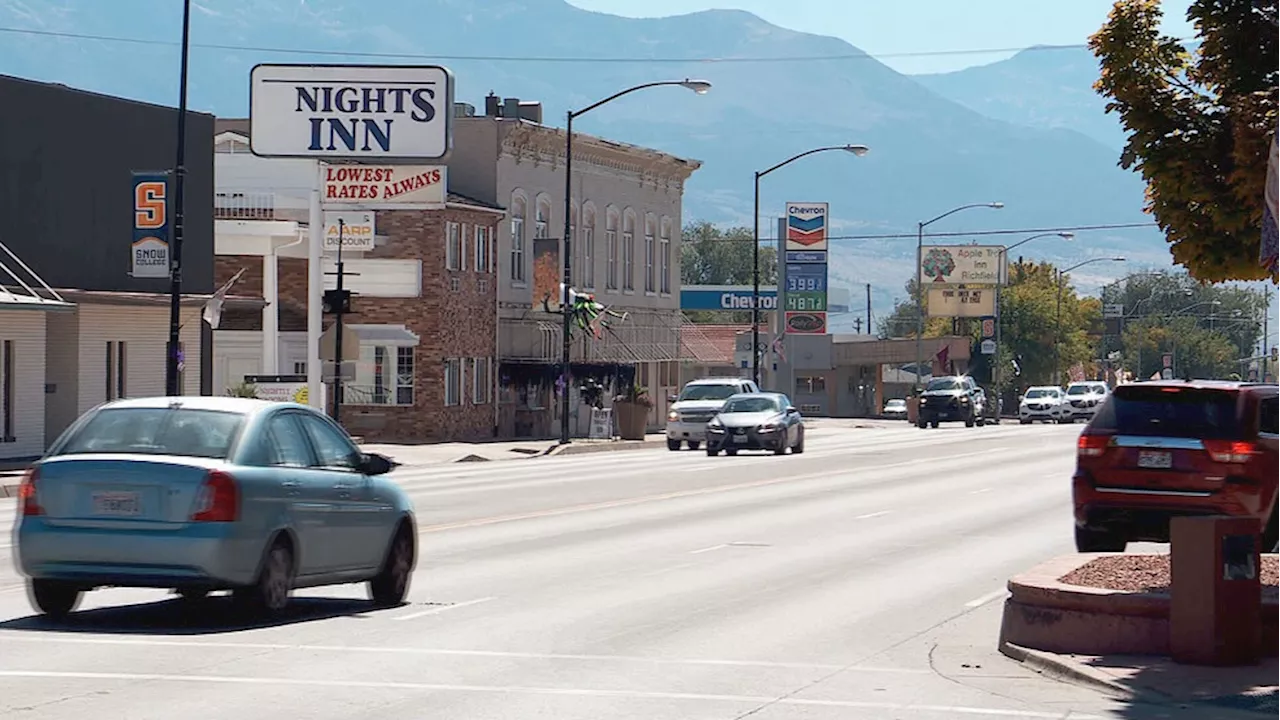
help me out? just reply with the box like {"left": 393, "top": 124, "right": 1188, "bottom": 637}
{"left": 1112, "top": 256, "right": 1126, "bottom": 262}
{"left": 1058, "top": 232, "right": 1075, "bottom": 240}
{"left": 989, "top": 202, "right": 1005, "bottom": 209}
{"left": 844, "top": 144, "right": 870, "bottom": 157}
{"left": 680, "top": 79, "right": 712, "bottom": 95}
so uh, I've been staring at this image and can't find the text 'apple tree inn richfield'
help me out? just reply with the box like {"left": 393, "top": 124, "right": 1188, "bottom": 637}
{"left": 322, "top": 166, "right": 443, "bottom": 202}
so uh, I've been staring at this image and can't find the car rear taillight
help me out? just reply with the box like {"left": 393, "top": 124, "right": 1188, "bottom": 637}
{"left": 1202, "top": 440, "right": 1256, "bottom": 464}
{"left": 1077, "top": 434, "right": 1111, "bottom": 457}
{"left": 18, "top": 467, "right": 42, "bottom": 516}
{"left": 191, "top": 469, "right": 239, "bottom": 522}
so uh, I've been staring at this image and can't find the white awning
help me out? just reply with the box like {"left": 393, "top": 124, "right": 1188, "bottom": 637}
{"left": 348, "top": 324, "right": 421, "bottom": 347}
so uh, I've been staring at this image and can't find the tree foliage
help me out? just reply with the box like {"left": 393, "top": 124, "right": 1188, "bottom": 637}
{"left": 681, "top": 221, "right": 777, "bottom": 323}
{"left": 1090, "top": 0, "right": 1278, "bottom": 282}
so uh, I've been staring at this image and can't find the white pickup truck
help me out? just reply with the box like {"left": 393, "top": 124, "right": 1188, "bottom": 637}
{"left": 665, "top": 377, "right": 760, "bottom": 450}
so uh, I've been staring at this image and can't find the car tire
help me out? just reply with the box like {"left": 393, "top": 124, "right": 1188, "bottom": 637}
{"left": 976, "top": 415, "right": 986, "bottom": 427}
{"left": 234, "top": 538, "right": 295, "bottom": 615}
{"left": 917, "top": 419, "right": 928, "bottom": 429}
{"left": 370, "top": 524, "right": 415, "bottom": 607}
{"left": 725, "top": 448, "right": 738, "bottom": 456}
{"left": 706, "top": 447, "right": 719, "bottom": 456}
{"left": 930, "top": 421, "right": 940, "bottom": 428}
{"left": 29, "top": 579, "right": 81, "bottom": 620}
{"left": 688, "top": 441, "right": 701, "bottom": 451}
{"left": 176, "top": 588, "right": 210, "bottom": 603}
{"left": 667, "top": 439, "right": 681, "bottom": 451}
{"left": 1020, "top": 418, "right": 1031, "bottom": 425}
{"left": 1074, "top": 526, "right": 1126, "bottom": 553}
{"left": 964, "top": 414, "right": 975, "bottom": 428}
{"left": 793, "top": 429, "right": 805, "bottom": 454}
{"left": 773, "top": 439, "right": 787, "bottom": 455}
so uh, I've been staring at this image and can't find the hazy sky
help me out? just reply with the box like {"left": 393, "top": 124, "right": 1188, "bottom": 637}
{"left": 566, "top": 0, "right": 1197, "bottom": 74}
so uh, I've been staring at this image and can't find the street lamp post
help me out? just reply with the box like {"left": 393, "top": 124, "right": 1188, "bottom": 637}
{"left": 559, "top": 79, "right": 711, "bottom": 445}
{"left": 164, "top": 0, "right": 194, "bottom": 396}
{"left": 993, "top": 232, "right": 1072, "bottom": 417}
{"left": 913, "top": 203, "right": 1004, "bottom": 388}
{"left": 1054, "top": 256, "right": 1126, "bottom": 383}
{"left": 751, "top": 144, "right": 869, "bottom": 387}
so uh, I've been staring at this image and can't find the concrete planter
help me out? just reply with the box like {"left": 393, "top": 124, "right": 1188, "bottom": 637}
{"left": 613, "top": 401, "right": 649, "bottom": 440}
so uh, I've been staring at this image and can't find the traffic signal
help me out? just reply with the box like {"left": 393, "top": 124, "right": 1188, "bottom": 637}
{"left": 322, "top": 289, "right": 351, "bottom": 314}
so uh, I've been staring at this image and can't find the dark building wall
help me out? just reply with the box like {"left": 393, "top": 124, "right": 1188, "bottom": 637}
{"left": 0, "top": 74, "right": 214, "bottom": 294}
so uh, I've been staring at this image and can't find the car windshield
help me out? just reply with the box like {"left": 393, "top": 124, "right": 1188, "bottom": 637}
{"left": 1025, "top": 389, "right": 1057, "bottom": 399}
{"left": 57, "top": 407, "right": 246, "bottom": 459}
{"left": 679, "top": 384, "right": 739, "bottom": 401}
{"left": 886, "top": 399, "right": 905, "bottom": 407}
{"left": 1090, "top": 386, "right": 1240, "bottom": 439}
{"left": 722, "top": 397, "right": 780, "bottom": 414}
{"left": 926, "top": 378, "right": 963, "bottom": 391}
{"left": 1066, "top": 385, "right": 1090, "bottom": 396}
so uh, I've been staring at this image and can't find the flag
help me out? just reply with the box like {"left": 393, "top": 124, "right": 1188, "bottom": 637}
{"left": 771, "top": 335, "right": 786, "bottom": 363}
{"left": 1264, "top": 134, "right": 1278, "bottom": 274}
{"left": 935, "top": 343, "right": 950, "bottom": 372}
{"left": 202, "top": 267, "right": 246, "bottom": 330}
{"left": 1068, "top": 362, "right": 1086, "bottom": 383}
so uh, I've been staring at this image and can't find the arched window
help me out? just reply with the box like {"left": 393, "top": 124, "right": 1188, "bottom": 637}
{"left": 643, "top": 213, "right": 657, "bottom": 293}
{"left": 582, "top": 203, "right": 597, "bottom": 289}
{"left": 621, "top": 209, "right": 636, "bottom": 291}
{"left": 659, "top": 217, "right": 673, "bottom": 295}
{"left": 509, "top": 192, "right": 527, "bottom": 283}
{"left": 535, "top": 195, "right": 552, "bottom": 239}
{"left": 569, "top": 201, "right": 579, "bottom": 285}
{"left": 605, "top": 206, "right": 620, "bottom": 291}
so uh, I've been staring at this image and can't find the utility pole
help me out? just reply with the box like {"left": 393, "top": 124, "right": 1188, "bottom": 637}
{"left": 325, "top": 220, "right": 351, "bottom": 423}
{"left": 865, "top": 283, "right": 872, "bottom": 335}
{"left": 164, "top": 0, "right": 193, "bottom": 396}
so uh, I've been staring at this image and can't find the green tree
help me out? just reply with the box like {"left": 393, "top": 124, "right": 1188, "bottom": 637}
{"left": 877, "top": 278, "right": 951, "bottom": 340}
{"left": 681, "top": 221, "right": 778, "bottom": 323}
{"left": 1090, "top": 0, "right": 1278, "bottom": 282}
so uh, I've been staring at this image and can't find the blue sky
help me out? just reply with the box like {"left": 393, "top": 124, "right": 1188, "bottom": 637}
{"left": 566, "top": 0, "right": 1197, "bottom": 74}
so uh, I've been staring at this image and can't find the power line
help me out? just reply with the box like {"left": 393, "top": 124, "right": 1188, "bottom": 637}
{"left": 0, "top": 25, "right": 1182, "bottom": 65}
{"left": 696, "top": 221, "right": 1160, "bottom": 243}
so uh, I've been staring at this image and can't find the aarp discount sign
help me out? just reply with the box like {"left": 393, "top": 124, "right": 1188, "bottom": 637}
{"left": 322, "top": 211, "right": 375, "bottom": 252}
{"left": 785, "top": 202, "right": 829, "bottom": 252}
{"left": 249, "top": 64, "right": 454, "bottom": 161}
{"left": 919, "top": 245, "right": 1007, "bottom": 287}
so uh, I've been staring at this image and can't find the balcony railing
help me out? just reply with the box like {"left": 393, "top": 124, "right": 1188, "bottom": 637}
{"left": 214, "top": 192, "right": 277, "bottom": 220}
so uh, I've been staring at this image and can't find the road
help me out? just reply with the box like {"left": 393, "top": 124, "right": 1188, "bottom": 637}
{"left": 0, "top": 422, "right": 1244, "bottom": 719}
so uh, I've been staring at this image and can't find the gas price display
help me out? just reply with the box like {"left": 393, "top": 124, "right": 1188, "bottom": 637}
{"left": 785, "top": 264, "right": 827, "bottom": 293}
{"left": 786, "top": 292, "right": 827, "bottom": 312}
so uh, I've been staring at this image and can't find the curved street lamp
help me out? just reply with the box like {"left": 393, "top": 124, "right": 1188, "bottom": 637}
{"left": 913, "top": 202, "right": 1004, "bottom": 386}
{"left": 992, "top": 232, "right": 1072, "bottom": 416}
{"left": 1054, "top": 256, "right": 1126, "bottom": 383}
{"left": 559, "top": 79, "right": 712, "bottom": 445}
{"left": 752, "top": 144, "right": 870, "bottom": 386}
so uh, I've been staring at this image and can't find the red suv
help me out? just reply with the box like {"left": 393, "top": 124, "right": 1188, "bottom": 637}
{"left": 1072, "top": 380, "right": 1278, "bottom": 553}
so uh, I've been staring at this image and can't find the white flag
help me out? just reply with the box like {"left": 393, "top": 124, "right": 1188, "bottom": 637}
{"left": 203, "top": 268, "right": 246, "bottom": 330}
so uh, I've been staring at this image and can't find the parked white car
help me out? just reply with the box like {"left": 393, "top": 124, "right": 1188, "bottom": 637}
{"left": 666, "top": 378, "right": 760, "bottom": 450}
{"left": 1061, "top": 381, "right": 1110, "bottom": 423}
{"left": 883, "top": 398, "right": 908, "bottom": 419}
{"left": 1018, "top": 386, "right": 1066, "bottom": 424}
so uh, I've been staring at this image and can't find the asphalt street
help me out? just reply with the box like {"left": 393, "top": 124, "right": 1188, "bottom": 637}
{"left": 0, "top": 422, "right": 1249, "bottom": 719}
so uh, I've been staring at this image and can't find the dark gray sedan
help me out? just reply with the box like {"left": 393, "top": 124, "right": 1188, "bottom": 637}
{"left": 705, "top": 393, "right": 806, "bottom": 456}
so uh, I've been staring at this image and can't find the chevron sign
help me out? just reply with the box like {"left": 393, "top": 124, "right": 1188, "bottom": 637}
{"left": 785, "top": 202, "right": 829, "bottom": 251}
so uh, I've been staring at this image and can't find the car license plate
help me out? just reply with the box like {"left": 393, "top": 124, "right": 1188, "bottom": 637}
{"left": 1137, "top": 451, "right": 1172, "bottom": 469}
{"left": 93, "top": 491, "right": 141, "bottom": 516}
{"left": 733, "top": 435, "right": 749, "bottom": 444}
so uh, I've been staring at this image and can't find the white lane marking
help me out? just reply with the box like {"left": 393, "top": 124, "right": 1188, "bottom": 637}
{"left": 854, "top": 510, "right": 891, "bottom": 520}
{"left": 392, "top": 596, "right": 496, "bottom": 621}
{"left": 689, "top": 544, "right": 728, "bottom": 555}
{"left": 969, "top": 488, "right": 992, "bottom": 495}
{"left": 0, "top": 670, "right": 1105, "bottom": 717}
{"left": 0, "top": 635, "right": 927, "bottom": 673}
{"left": 964, "top": 589, "right": 1009, "bottom": 609}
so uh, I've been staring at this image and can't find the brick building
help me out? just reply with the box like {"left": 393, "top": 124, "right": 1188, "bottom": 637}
{"left": 214, "top": 196, "right": 504, "bottom": 443}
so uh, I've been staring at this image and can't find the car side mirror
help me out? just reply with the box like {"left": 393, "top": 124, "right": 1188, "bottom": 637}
{"left": 785, "top": 406, "right": 798, "bottom": 414}
{"left": 361, "top": 452, "right": 395, "bottom": 476}
{"left": 668, "top": 394, "right": 677, "bottom": 403}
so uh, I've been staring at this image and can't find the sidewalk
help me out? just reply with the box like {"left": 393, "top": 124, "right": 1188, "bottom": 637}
{"left": 1003, "top": 644, "right": 1279, "bottom": 716}
{"left": 364, "top": 433, "right": 669, "bottom": 465}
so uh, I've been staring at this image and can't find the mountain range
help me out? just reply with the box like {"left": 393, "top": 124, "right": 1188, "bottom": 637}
{"left": 0, "top": 0, "right": 1169, "bottom": 324}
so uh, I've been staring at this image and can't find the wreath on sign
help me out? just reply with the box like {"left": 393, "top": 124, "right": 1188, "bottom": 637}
{"left": 922, "top": 247, "right": 957, "bottom": 282}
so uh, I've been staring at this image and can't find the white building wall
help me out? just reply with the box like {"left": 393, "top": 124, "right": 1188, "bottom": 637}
{"left": 44, "top": 311, "right": 80, "bottom": 447}
{"left": 0, "top": 311, "right": 48, "bottom": 459}
{"left": 74, "top": 305, "right": 204, "bottom": 418}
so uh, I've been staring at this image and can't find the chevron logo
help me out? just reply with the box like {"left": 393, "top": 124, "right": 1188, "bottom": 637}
{"left": 786, "top": 203, "right": 828, "bottom": 247}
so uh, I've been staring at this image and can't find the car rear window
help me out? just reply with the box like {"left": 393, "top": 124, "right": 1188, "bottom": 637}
{"left": 679, "top": 384, "right": 738, "bottom": 401}
{"left": 1090, "top": 386, "right": 1240, "bottom": 439}
{"left": 57, "top": 407, "right": 246, "bottom": 459}
{"left": 926, "top": 378, "right": 963, "bottom": 391}
{"left": 723, "top": 397, "right": 780, "bottom": 413}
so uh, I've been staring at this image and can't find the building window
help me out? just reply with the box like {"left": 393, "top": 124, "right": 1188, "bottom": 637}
{"left": 795, "top": 376, "right": 826, "bottom": 394}
{"left": 1, "top": 340, "right": 12, "bottom": 442}
{"left": 644, "top": 218, "right": 656, "bottom": 293}
{"left": 474, "top": 225, "right": 492, "bottom": 273}
{"left": 535, "top": 198, "right": 550, "bottom": 240}
{"left": 446, "top": 222, "right": 463, "bottom": 271}
{"left": 583, "top": 207, "right": 596, "bottom": 289}
{"left": 478, "top": 277, "right": 489, "bottom": 293}
{"left": 451, "top": 277, "right": 461, "bottom": 292}
{"left": 293, "top": 361, "right": 307, "bottom": 375}
{"left": 350, "top": 345, "right": 414, "bottom": 406}
{"left": 660, "top": 219, "right": 672, "bottom": 294}
{"left": 606, "top": 210, "right": 619, "bottom": 291}
{"left": 471, "top": 357, "right": 491, "bottom": 404}
{"left": 622, "top": 211, "right": 635, "bottom": 291}
{"left": 444, "top": 358, "right": 462, "bottom": 406}
{"left": 106, "top": 341, "right": 127, "bottom": 401}
{"left": 510, "top": 194, "right": 526, "bottom": 283}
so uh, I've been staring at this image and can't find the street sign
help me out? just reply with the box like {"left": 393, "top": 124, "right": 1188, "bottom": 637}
{"left": 926, "top": 287, "right": 995, "bottom": 317}
{"left": 1103, "top": 304, "right": 1124, "bottom": 319}
{"left": 919, "top": 245, "right": 1007, "bottom": 286}
{"left": 981, "top": 339, "right": 996, "bottom": 355}
{"left": 980, "top": 317, "right": 996, "bottom": 340}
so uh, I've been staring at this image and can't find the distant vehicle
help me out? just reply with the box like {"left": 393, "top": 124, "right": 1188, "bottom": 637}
{"left": 666, "top": 377, "right": 760, "bottom": 451}
{"left": 14, "top": 396, "right": 416, "bottom": 620}
{"left": 1061, "top": 381, "right": 1110, "bottom": 423}
{"left": 1073, "top": 380, "right": 1278, "bottom": 552}
{"left": 1019, "top": 386, "right": 1067, "bottom": 424}
{"left": 883, "top": 398, "right": 908, "bottom": 419}
{"left": 705, "top": 392, "right": 806, "bottom": 456}
{"left": 917, "top": 376, "right": 985, "bottom": 429}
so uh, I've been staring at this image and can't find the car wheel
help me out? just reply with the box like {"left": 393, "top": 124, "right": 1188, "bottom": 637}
{"left": 964, "top": 414, "right": 975, "bottom": 428}
{"left": 688, "top": 441, "right": 701, "bottom": 451}
{"left": 917, "top": 420, "right": 928, "bottom": 429}
{"left": 1019, "top": 418, "right": 1031, "bottom": 425}
{"left": 930, "top": 421, "right": 939, "bottom": 429}
{"left": 976, "top": 415, "right": 986, "bottom": 427}
{"left": 773, "top": 439, "right": 787, "bottom": 455}
{"left": 235, "top": 538, "right": 295, "bottom": 615}
{"left": 667, "top": 439, "right": 681, "bottom": 451}
{"left": 706, "top": 447, "right": 719, "bottom": 456}
{"left": 29, "top": 579, "right": 81, "bottom": 620}
{"left": 1074, "top": 526, "right": 1126, "bottom": 553}
{"left": 176, "top": 588, "right": 209, "bottom": 603}
{"left": 725, "top": 448, "right": 738, "bottom": 456}
{"left": 792, "top": 429, "right": 805, "bottom": 454}
{"left": 370, "top": 524, "right": 415, "bottom": 607}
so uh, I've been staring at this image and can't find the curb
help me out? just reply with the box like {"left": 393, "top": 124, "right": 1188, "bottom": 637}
{"left": 544, "top": 439, "right": 666, "bottom": 457}
{"left": 998, "top": 641, "right": 1133, "bottom": 699}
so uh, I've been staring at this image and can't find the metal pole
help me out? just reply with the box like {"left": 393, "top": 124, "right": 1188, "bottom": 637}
{"left": 994, "top": 249, "right": 1003, "bottom": 417}
{"left": 559, "top": 111, "right": 575, "bottom": 445}
{"left": 330, "top": 220, "right": 345, "bottom": 423}
{"left": 165, "top": 0, "right": 193, "bottom": 397}
{"left": 865, "top": 282, "right": 872, "bottom": 335}
{"left": 1054, "top": 269, "right": 1063, "bottom": 384}
{"left": 914, "top": 222, "right": 924, "bottom": 388}
{"left": 744, "top": 174, "right": 759, "bottom": 387}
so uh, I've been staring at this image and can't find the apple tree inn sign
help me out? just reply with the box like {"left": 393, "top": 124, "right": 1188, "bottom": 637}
{"left": 249, "top": 64, "right": 454, "bottom": 160}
